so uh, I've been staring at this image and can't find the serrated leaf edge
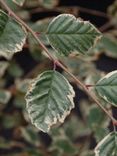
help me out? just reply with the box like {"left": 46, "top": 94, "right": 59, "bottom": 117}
{"left": 95, "top": 70, "right": 117, "bottom": 107}
{"left": 94, "top": 132, "right": 117, "bottom": 156}
{"left": 46, "top": 14, "right": 102, "bottom": 56}
{"left": 25, "top": 71, "right": 75, "bottom": 132}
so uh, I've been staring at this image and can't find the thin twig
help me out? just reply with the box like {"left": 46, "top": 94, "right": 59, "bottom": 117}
{"left": 1, "top": 0, "right": 117, "bottom": 125}
{"left": 31, "top": 6, "right": 108, "bottom": 18}
{"left": 99, "top": 21, "right": 112, "bottom": 32}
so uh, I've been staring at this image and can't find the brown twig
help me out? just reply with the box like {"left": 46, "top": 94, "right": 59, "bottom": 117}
{"left": 0, "top": 0, "right": 117, "bottom": 125}
{"left": 31, "top": 6, "right": 108, "bottom": 18}
{"left": 99, "top": 21, "right": 112, "bottom": 32}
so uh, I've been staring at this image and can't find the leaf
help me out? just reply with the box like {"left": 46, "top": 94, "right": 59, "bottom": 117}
{"left": 81, "top": 151, "right": 94, "bottom": 156}
{"left": 29, "top": 18, "right": 51, "bottom": 47}
{"left": 0, "top": 10, "right": 27, "bottom": 57}
{"left": 15, "top": 79, "right": 32, "bottom": 93}
{"left": 8, "top": 61, "right": 24, "bottom": 77}
{"left": 2, "top": 112, "right": 22, "bottom": 128}
{"left": 0, "top": 61, "right": 9, "bottom": 78}
{"left": 46, "top": 14, "right": 101, "bottom": 56}
{"left": 95, "top": 70, "right": 117, "bottom": 107}
{"left": 13, "top": 94, "right": 26, "bottom": 109}
{"left": 6, "top": 0, "right": 19, "bottom": 11}
{"left": 0, "top": 50, "right": 14, "bottom": 60}
{"left": 39, "top": 0, "right": 59, "bottom": 9}
{"left": 102, "top": 35, "right": 117, "bottom": 58}
{"left": 87, "top": 105, "right": 109, "bottom": 142}
{"left": 12, "top": 0, "right": 25, "bottom": 6}
{"left": 95, "top": 132, "right": 117, "bottom": 156}
{"left": 26, "top": 149, "right": 44, "bottom": 156}
{"left": 63, "top": 114, "right": 90, "bottom": 141}
{"left": 0, "top": 90, "right": 11, "bottom": 104}
{"left": 97, "top": 33, "right": 117, "bottom": 58}
{"left": 28, "top": 18, "right": 51, "bottom": 58}
{"left": 25, "top": 70, "right": 75, "bottom": 132}
{"left": 53, "top": 138, "right": 79, "bottom": 155}
{"left": 108, "top": 0, "right": 117, "bottom": 26}
{"left": 88, "top": 106, "right": 108, "bottom": 130}
{"left": 20, "top": 126, "right": 40, "bottom": 146}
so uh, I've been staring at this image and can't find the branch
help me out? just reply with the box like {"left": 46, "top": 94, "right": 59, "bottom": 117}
{"left": 31, "top": 6, "right": 108, "bottom": 18}
{"left": 0, "top": 0, "right": 117, "bottom": 125}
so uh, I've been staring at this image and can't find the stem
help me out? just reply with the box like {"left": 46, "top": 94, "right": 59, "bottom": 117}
{"left": 1, "top": 0, "right": 117, "bottom": 125}
{"left": 31, "top": 6, "right": 108, "bottom": 18}
{"left": 85, "top": 84, "right": 95, "bottom": 88}
{"left": 99, "top": 21, "right": 112, "bottom": 32}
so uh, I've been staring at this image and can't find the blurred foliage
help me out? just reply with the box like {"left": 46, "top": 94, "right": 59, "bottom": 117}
{"left": 0, "top": 0, "right": 117, "bottom": 155}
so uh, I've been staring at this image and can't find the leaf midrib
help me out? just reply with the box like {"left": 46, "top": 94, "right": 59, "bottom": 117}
{"left": 96, "top": 84, "right": 117, "bottom": 87}
{"left": 47, "top": 33, "right": 100, "bottom": 35}
{"left": 43, "top": 71, "right": 57, "bottom": 121}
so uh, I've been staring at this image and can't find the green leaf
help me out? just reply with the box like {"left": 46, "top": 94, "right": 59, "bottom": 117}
{"left": 95, "top": 70, "right": 117, "bottom": 107}
{"left": 12, "top": 0, "right": 25, "bottom": 6}
{"left": 98, "top": 33, "right": 117, "bottom": 58}
{"left": 0, "top": 61, "right": 9, "bottom": 78}
{"left": 8, "top": 61, "right": 24, "bottom": 77}
{"left": 53, "top": 138, "right": 79, "bottom": 155}
{"left": 103, "top": 35, "right": 117, "bottom": 58}
{"left": 2, "top": 112, "right": 22, "bottom": 128}
{"left": 88, "top": 106, "right": 108, "bottom": 130}
{"left": 39, "top": 0, "right": 59, "bottom": 9}
{"left": 13, "top": 94, "right": 26, "bottom": 109}
{"left": 25, "top": 70, "right": 75, "bottom": 132}
{"left": 0, "top": 51, "right": 14, "bottom": 60}
{"left": 26, "top": 149, "right": 44, "bottom": 156}
{"left": 87, "top": 105, "right": 109, "bottom": 142}
{"left": 15, "top": 79, "right": 32, "bottom": 93}
{"left": 29, "top": 18, "right": 51, "bottom": 47}
{"left": 0, "top": 90, "right": 11, "bottom": 104}
{"left": 46, "top": 14, "right": 101, "bottom": 56}
{"left": 95, "top": 132, "right": 117, "bottom": 156}
{"left": 0, "top": 10, "right": 27, "bottom": 57}
{"left": 81, "top": 151, "right": 94, "bottom": 156}
{"left": 20, "top": 126, "right": 40, "bottom": 146}
{"left": 63, "top": 114, "right": 90, "bottom": 141}
{"left": 6, "top": 0, "right": 19, "bottom": 12}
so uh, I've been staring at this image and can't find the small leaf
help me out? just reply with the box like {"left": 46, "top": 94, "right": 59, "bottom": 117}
{"left": 87, "top": 105, "right": 109, "bottom": 142}
{"left": 63, "top": 114, "right": 90, "bottom": 141}
{"left": 95, "top": 132, "right": 117, "bottom": 156}
{"left": 0, "top": 90, "right": 11, "bottom": 104}
{"left": 13, "top": 94, "right": 26, "bottom": 109}
{"left": 25, "top": 70, "right": 75, "bottom": 132}
{"left": 39, "top": 0, "right": 59, "bottom": 9}
{"left": 26, "top": 149, "right": 44, "bottom": 156}
{"left": 20, "top": 126, "right": 40, "bottom": 146}
{"left": 0, "top": 61, "right": 9, "bottom": 78}
{"left": 15, "top": 79, "right": 32, "bottom": 93}
{"left": 46, "top": 14, "right": 101, "bottom": 56}
{"left": 102, "top": 34, "right": 117, "bottom": 58}
{"left": 2, "top": 112, "right": 23, "bottom": 129}
{"left": 53, "top": 138, "right": 79, "bottom": 155}
{"left": 88, "top": 106, "right": 108, "bottom": 129}
{"left": 12, "top": 0, "right": 25, "bottom": 6}
{"left": 95, "top": 70, "right": 117, "bottom": 107}
{"left": 0, "top": 10, "right": 27, "bottom": 57}
{"left": 0, "top": 51, "right": 14, "bottom": 60}
{"left": 97, "top": 33, "right": 117, "bottom": 58}
{"left": 8, "top": 61, "right": 24, "bottom": 77}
